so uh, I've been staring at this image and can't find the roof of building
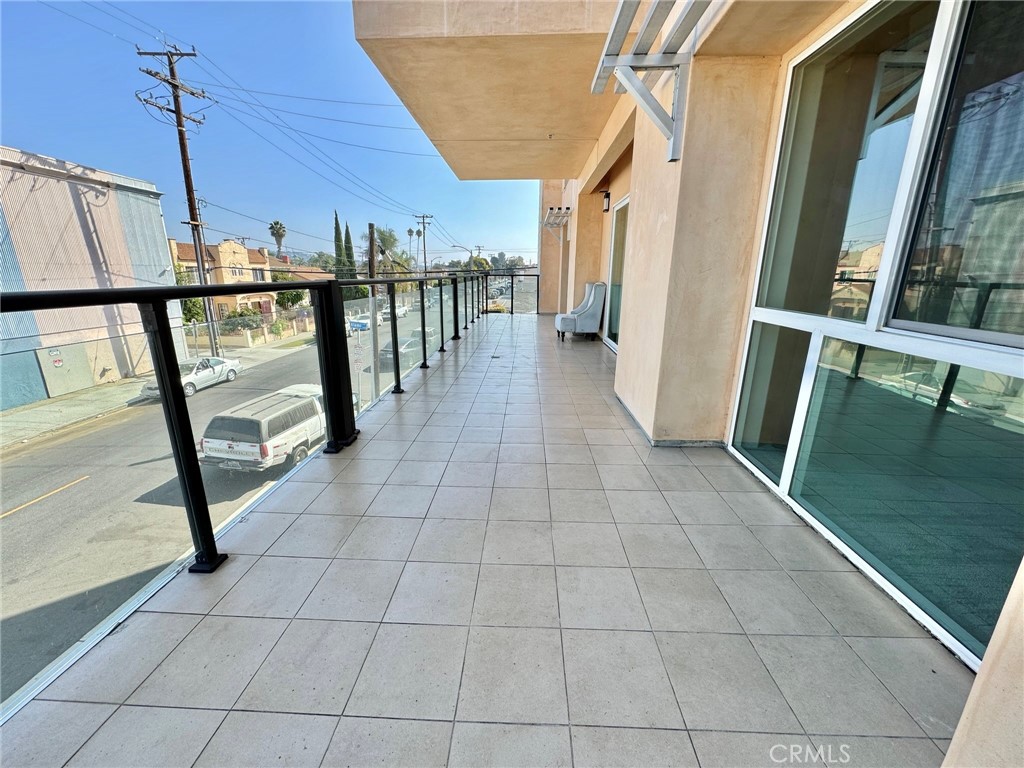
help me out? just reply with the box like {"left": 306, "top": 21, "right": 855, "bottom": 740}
{"left": 173, "top": 240, "right": 269, "bottom": 265}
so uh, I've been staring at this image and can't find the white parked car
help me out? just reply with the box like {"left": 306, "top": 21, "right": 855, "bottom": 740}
{"left": 394, "top": 304, "right": 410, "bottom": 318}
{"left": 351, "top": 313, "right": 382, "bottom": 331}
{"left": 141, "top": 356, "right": 243, "bottom": 398}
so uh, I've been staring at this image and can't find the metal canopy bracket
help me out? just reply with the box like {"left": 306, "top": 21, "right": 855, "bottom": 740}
{"left": 593, "top": 0, "right": 708, "bottom": 162}
{"left": 542, "top": 207, "right": 572, "bottom": 247}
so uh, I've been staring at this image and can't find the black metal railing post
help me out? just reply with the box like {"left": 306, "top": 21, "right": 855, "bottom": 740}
{"left": 510, "top": 274, "right": 515, "bottom": 316}
{"left": 478, "top": 275, "right": 483, "bottom": 318}
{"left": 471, "top": 275, "right": 477, "bottom": 322}
{"left": 437, "top": 279, "right": 447, "bottom": 353}
{"left": 140, "top": 301, "right": 227, "bottom": 574}
{"left": 463, "top": 274, "right": 470, "bottom": 330}
{"left": 418, "top": 279, "right": 429, "bottom": 369}
{"left": 387, "top": 283, "right": 404, "bottom": 394}
{"left": 313, "top": 281, "right": 359, "bottom": 452}
{"left": 451, "top": 276, "right": 461, "bottom": 340}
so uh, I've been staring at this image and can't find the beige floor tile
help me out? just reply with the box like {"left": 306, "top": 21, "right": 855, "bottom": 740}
{"left": 556, "top": 566, "right": 649, "bottom": 630}
{"left": 254, "top": 481, "right": 327, "bottom": 513}
{"left": 195, "top": 711, "right": 337, "bottom": 767}
{"left": 383, "top": 561, "right": 479, "bottom": 625}
{"left": 472, "top": 564, "right": 560, "bottom": 627}
{"left": 322, "top": 717, "right": 451, "bottom": 768}
{"left": 266, "top": 514, "right": 358, "bottom": 557}
{"left": 0, "top": 701, "right": 116, "bottom": 768}
{"left": 562, "top": 629, "right": 683, "bottom": 728}
{"left": 127, "top": 615, "right": 288, "bottom": 709}
{"left": 345, "top": 623, "right": 468, "bottom": 720}
{"left": 336, "top": 516, "right": 423, "bottom": 559}
{"left": 41, "top": 612, "right": 201, "bottom": 704}
{"left": 236, "top": 620, "right": 376, "bottom": 714}
{"left": 449, "top": 723, "right": 571, "bottom": 768}
{"left": 457, "top": 626, "right": 568, "bottom": 724}
{"left": 571, "top": 726, "right": 697, "bottom": 768}
{"left": 68, "top": 706, "right": 225, "bottom": 767}
{"left": 211, "top": 556, "right": 329, "bottom": 618}
{"left": 410, "top": 518, "right": 487, "bottom": 562}
{"left": 298, "top": 558, "right": 404, "bottom": 621}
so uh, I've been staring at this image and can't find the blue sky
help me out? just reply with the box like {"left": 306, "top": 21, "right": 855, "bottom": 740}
{"left": 1, "top": 1, "right": 540, "bottom": 264}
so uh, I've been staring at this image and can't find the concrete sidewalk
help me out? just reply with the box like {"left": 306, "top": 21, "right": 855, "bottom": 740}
{"left": 0, "top": 334, "right": 317, "bottom": 451}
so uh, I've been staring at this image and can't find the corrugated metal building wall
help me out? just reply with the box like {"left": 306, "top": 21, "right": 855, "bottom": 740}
{"left": 0, "top": 146, "right": 178, "bottom": 409}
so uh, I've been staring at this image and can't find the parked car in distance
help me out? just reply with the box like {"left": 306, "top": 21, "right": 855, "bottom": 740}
{"left": 395, "top": 304, "right": 409, "bottom": 318}
{"left": 200, "top": 384, "right": 325, "bottom": 471}
{"left": 410, "top": 326, "right": 440, "bottom": 348}
{"left": 350, "top": 313, "right": 382, "bottom": 331}
{"left": 141, "top": 356, "right": 243, "bottom": 398}
{"left": 378, "top": 337, "right": 421, "bottom": 372}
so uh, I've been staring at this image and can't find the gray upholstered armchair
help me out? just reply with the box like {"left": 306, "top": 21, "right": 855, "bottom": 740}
{"left": 554, "top": 282, "right": 606, "bottom": 341}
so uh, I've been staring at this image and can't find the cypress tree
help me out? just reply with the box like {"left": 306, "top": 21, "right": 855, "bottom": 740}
{"left": 343, "top": 222, "right": 356, "bottom": 278}
{"left": 333, "top": 211, "right": 345, "bottom": 281}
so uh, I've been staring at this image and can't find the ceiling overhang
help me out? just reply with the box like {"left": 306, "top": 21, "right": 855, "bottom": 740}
{"left": 354, "top": 0, "right": 627, "bottom": 180}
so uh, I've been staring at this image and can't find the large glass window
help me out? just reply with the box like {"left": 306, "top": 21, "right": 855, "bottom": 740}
{"left": 758, "top": 2, "right": 938, "bottom": 321}
{"left": 894, "top": 1, "right": 1024, "bottom": 340}
{"left": 791, "top": 338, "right": 1024, "bottom": 658}
{"left": 605, "top": 201, "right": 628, "bottom": 346}
{"left": 732, "top": 322, "right": 812, "bottom": 483}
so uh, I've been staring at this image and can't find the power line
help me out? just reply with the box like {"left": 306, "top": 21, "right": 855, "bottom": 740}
{"left": 182, "top": 79, "right": 405, "bottom": 107}
{"left": 199, "top": 200, "right": 337, "bottom": 246}
{"left": 212, "top": 100, "right": 439, "bottom": 157}
{"left": 38, "top": 1, "right": 137, "bottom": 46}
{"left": 197, "top": 88, "right": 417, "bottom": 128}
{"left": 188, "top": 55, "right": 422, "bottom": 215}
{"left": 209, "top": 103, "right": 413, "bottom": 216}
{"left": 104, "top": 1, "right": 430, "bottom": 216}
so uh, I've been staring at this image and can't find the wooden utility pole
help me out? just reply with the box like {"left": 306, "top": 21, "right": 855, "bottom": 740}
{"left": 138, "top": 47, "right": 218, "bottom": 355}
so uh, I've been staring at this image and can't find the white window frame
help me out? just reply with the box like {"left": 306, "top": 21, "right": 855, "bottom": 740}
{"left": 602, "top": 194, "right": 630, "bottom": 353}
{"left": 724, "top": 0, "right": 1022, "bottom": 672}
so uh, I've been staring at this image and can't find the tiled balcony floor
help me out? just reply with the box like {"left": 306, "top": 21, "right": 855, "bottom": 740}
{"left": 2, "top": 315, "right": 975, "bottom": 767}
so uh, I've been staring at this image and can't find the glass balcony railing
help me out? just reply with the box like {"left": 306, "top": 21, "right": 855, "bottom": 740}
{"left": 0, "top": 273, "right": 489, "bottom": 714}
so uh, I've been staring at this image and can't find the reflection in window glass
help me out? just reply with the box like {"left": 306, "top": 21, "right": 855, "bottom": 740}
{"left": 758, "top": 3, "right": 938, "bottom": 322}
{"left": 791, "top": 338, "right": 1024, "bottom": 658}
{"left": 895, "top": 1, "right": 1024, "bottom": 338}
{"left": 732, "top": 323, "right": 812, "bottom": 483}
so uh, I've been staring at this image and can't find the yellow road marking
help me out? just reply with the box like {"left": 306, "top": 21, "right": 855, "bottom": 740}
{"left": 0, "top": 476, "right": 90, "bottom": 520}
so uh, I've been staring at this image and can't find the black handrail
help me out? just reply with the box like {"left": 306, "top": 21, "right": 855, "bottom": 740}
{"left": 0, "top": 273, "right": 502, "bottom": 575}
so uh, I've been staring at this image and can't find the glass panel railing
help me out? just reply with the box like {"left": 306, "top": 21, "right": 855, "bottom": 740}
{"left": 510, "top": 272, "right": 539, "bottom": 314}
{"left": 0, "top": 316, "right": 194, "bottom": 701}
{"left": 344, "top": 290, "right": 378, "bottom": 412}
{"left": 184, "top": 291, "right": 329, "bottom": 521}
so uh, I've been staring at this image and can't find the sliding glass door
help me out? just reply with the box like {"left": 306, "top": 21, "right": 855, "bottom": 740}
{"left": 605, "top": 199, "right": 628, "bottom": 348}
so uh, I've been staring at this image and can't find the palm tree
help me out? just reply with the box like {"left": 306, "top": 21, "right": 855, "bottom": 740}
{"left": 407, "top": 228, "right": 415, "bottom": 263}
{"left": 268, "top": 220, "right": 286, "bottom": 258}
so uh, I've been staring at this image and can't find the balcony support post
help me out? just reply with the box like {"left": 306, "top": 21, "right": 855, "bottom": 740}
{"left": 418, "top": 280, "right": 430, "bottom": 369}
{"left": 387, "top": 283, "right": 404, "bottom": 394}
{"left": 463, "top": 274, "right": 470, "bottom": 330}
{"left": 437, "top": 279, "right": 447, "bottom": 353}
{"left": 314, "top": 281, "right": 359, "bottom": 452}
{"left": 140, "top": 301, "right": 226, "bottom": 574}
{"left": 510, "top": 275, "right": 515, "bottom": 316}
{"left": 451, "top": 277, "right": 461, "bottom": 340}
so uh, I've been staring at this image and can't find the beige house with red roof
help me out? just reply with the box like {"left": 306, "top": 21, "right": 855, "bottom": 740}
{"left": 168, "top": 238, "right": 330, "bottom": 318}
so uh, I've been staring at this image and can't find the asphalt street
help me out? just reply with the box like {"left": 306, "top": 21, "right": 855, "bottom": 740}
{"left": 0, "top": 310, "right": 434, "bottom": 700}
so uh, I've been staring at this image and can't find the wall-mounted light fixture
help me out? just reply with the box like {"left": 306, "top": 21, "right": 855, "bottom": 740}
{"left": 601, "top": 191, "right": 611, "bottom": 213}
